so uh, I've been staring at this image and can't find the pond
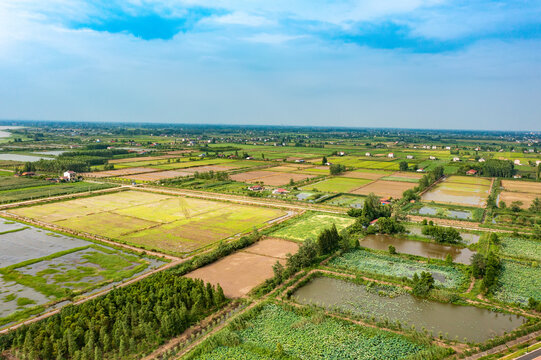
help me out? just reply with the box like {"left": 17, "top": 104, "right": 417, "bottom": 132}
{"left": 292, "top": 276, "right": 526, "bottom": 342}
{"left": 407, "top": 226, "right": 480, "bottom": 245}
{"left": 359, "top": 234, "right": 476, "bottom": 264}
{"left": 32, "top": 150, "right": 66, "bottom": 156}
{"left": 421, "top": 183, "right": 488, "bottom": 207}
{"left": 0, "top": 153, "right": 53, "bottom": 162}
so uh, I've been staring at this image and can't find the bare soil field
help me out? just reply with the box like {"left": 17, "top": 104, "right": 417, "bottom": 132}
{"left": 109, "top": 155, "right": 181, "bottom": 164}
{"left": 499, "top": 191, "right": 538, "bottom": 209}
{"left": 501, "top": 180, "right": 541, "bottom": 194}
{"left": 82, "top": 167, "right": 158, "bottom": 178}
{"left": 125, "top": 170, "right": 193, "bottom": 181}
{"left": 351, "top": 180, "right": 416, "bottom": 198}
{"left": 185, "top": 239, "right": 299, "bottom": 297}
{"left": 342, "top": 170, "right": 391, "bottom": 180}
{"left": 391, "top": 171, "right": 424, "bottom": 179}
{"left": 230, "top": 170, "right": 315, "bottom": 185}
{"left": 178, "top": 165, "right": 235, "bottom": 174}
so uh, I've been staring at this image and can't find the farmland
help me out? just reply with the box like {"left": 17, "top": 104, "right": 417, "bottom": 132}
{"left": 0, "top": 181, "right": 117, "bottom": 204}
{"left": 329, "top": 249, "right": 467, "bottom": 288}
{"left": 300, "top": 176, "right": 372, "bottom": 193}
{"left": 230, "top": 170, "right": 316, "bottom": 185}
{"left": 0, "top": 218, "right": 164, "bottom": 327}
{"left": 270, "top": 212, "right": 355, "bottom": 242}
{"left": 493, "top": 261, "right": 541, "bottom": 305}
{"left": 186, "top": 303, "right": 447, "bottom": 360}
{"left": 185, "top": 238, "right": 298, "bottom": 297}
{"left": 11, "top": 190, "right": 288, "bottom": 255}
{"left": 421, "top": 176, "right": 491, "bottom": 207}
{"left": 500, "top": 237, "right": 541, "bottom": 261}
{"left": 499, "top": 180, "right": 541, "bottom": 209}
{"left": 351, "top": 179, "right": 417, "bottom": 198}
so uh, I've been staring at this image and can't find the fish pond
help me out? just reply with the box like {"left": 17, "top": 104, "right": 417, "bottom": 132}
{"left": 292, "top": 276, "right": 526, "bottom": 343}
{"left": 359, "top": 234, "right": 476, "bottom": 265}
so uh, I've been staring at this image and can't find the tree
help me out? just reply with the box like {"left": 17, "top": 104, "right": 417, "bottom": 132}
{"left": 388, "top": 245, "right": 396, "bottom": 255}
{"left": 412, "top": 272, "right": 434, "bottom": 297}
{"left": 471, "top": 253, "right": 486, "bottom": 278}
{"left": 322, "top": 156, "right": 327, "bottom": 165}
{"left": 499, "top": 201, "right": 507, "bottom": 209}
{"left": 399, "top": 161, "right": 408, "bottom": 171}
{"left": 529, "top": 197, "right": 541, "bottom": 213}
{"left": 422, "top": 225, "right": 462, "bottom": 244}
{"left": 330, "top": 164, "right": 346, "bottom": 175}
{"left": 316, "top": 224, "right": 341, "bottom": 255}
{"left": 482, "top": 251, "right": 500, "bottom": 292}
{"left": 510, "top": 201, "right": 523, "bottom": 212}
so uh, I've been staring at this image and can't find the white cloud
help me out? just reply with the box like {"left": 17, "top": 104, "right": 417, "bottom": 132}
{"left": 243, "top": 33, "right": 305, "bottom": 44}
{"left": 204, "top": 12, "right": 273, "bottom": 27}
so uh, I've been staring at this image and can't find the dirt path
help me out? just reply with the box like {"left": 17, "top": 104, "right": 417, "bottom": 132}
{"left": 466, "top": 277, "right": 476, "bottom": 294}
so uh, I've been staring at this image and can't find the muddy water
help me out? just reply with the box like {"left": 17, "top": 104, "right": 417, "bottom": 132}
{"left": 407, "top": 226, "right": 480, "bottom": 245}
{"left": 293, "top": 277, "right": 525, "bottom": 342}
{"left": 360, "top": 234, "right": 476, "bottom": 264}
{"left": 421, "top": 186, "right": 487, "bottom": 207}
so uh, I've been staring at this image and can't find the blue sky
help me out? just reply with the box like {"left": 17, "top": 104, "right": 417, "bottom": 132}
{"left": 0, "top": 0, "right": 540, "bottom": 130}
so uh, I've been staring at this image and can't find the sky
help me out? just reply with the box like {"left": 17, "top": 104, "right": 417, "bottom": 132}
{"left": 0, "top": 1, "right": 540, "bottom": 130}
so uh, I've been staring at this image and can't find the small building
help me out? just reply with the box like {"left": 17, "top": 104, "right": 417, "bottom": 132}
{"left": 432, "top": 146, "right": 437, "bottom": 149}
{"left": 417, "top": 168, "right": 425, "bottom": 172}
{"left": 294, "top": 159, "right": 305, "bottom": 163}
{"left": 478, "top": 158, "right": 486, "bottom": 162}
{"left": 452, "top": 157, "right": 460, "bottom": 162}
{"left": 406, "top": 155, "right": 414, "bottom": 159}
{"left": 380, "top": 199, "right": 391, "bottom": 205}
{"left": 63, "top": 170, "right": 76, "bottom": 181}
{"left": 536, "top": 160, "right": 541, "bottom": 166}
{"left": 387, "top": 153, "right": 394, "bottom": 158}
{"left": 21, "top": 171, "right": 35, "bottom": 177}
{"left": 248, "top": 185, "right": 264, "bottom": 191}
{"left": 273, "top": 188, "right": 289, "bottom": 195}
{"left": 369, "top": 218, "right": 379, "bottom": 226}
{"left": 338, "top": 151, "right": 346, "bottom": 156}
{"left": 365, "top": 152, "right": 371, "bottom": 157}
{"left": 429, "top": 156, "right": 436, "bottom": 160}
{"left": 245, "top": 156, "right": 254, "bottom": 160}
{"left": 513, "top": 174, "right": 522, "bottom": 179}
{"left": 514, "top": 159, "right": 522, "bottom": 165}
{"left": 445, "top": 146, "right": 451, "bottom": 150}
{"left": 466, "top": 169, "right": 477, "bottom": 175}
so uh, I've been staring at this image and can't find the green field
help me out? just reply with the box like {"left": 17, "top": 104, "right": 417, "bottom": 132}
{"left": 0, "top": 182, "right": 117, "bottom": 204}
{"left": 494, "top": 261, "right": 541, "bottom": 305}
{"left": 500, "top": 237, "right": 541, "bottom": 261}
{"left": 270, "top": 212, "right": 355, "bottom": 242}
{"left": 323, "top": 194, "right": 365, "bottom": 208}
{"left": 300, "top": 177, "right": 372, "bottom": 193}
{"left": 12, "top": 191, "right": 286, "bottom": 254}
{"left": 329, "top": 249, "right": 467, "bottom": 288}
{"left": 186, "top": 303, "right": 446, "bottom": 360}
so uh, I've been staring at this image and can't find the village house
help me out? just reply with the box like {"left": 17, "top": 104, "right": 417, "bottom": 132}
{"left": 445, "top": 146, "right": 451, "bottom": 150}
{"left": 272, "top": 188, "right": 289, "bottom": 195}
{"left": 514, "top": 159, "right": 522, "bottom": 165}
{"left": 452, "top": 157, "right": 460, "bottom": 162}
{"left": 406, "top": 155, "right": 414, "bottom": 159}
{"left": 466, "top": 169, "right": 477, "bottom": 175}
{"left": 248, "top": 185, "right": 264, "bottom": 191}
{"left": 63, "top": 170, "right": 76, "bottom": 181}
{"left": 387, "top": 153, "right": 394, "bottom": 158}
{"left": 365, "top": 152, "right": 371, "bottom": 157}
{"left": 478, "top": 158, "right": 486, "bottom": 162}
{"left": 429, "top": 156, "right": 436, "bottom": 160}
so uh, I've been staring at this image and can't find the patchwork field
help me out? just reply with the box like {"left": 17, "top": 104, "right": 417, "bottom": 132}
{"left": 187, "top": 303, "right": 444, "bottom": 359}
{"left": 11, "top": 191, "right": 288, "bottom": 255}
{"left": 0, "top": 219, "right": 163, "bottom": 326}
{"left": 230, "top": 170, "right": 316, "bottom": 185}
{"left": 270, "top": 212, "right": 355, "bottom": 242}
{"left": 185, "top": 238, "right": 298, "bottom": 298}
{"left": 342, "top": 169, "right": 392, "bottom": 180}
{"left": 82, "top": 167, "right": 158, "bottom": 178}
{"left": 124, "top": 169, "right": 193, "bottom": 181}
{"left": 500, "top": 237, "right": 541, "bottom": 261}
{"left": 421, "top": 176, "right": 490, "bottom": 207}
{"left": 351, "top": 179, "right": 417, "bottom": 199}
{"left": 300, "top": 177, "right": 372, "bottom": 193}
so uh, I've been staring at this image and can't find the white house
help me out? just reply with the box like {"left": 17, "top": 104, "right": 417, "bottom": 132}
{"left": 63, "top": 171, "right": 76, "bottom": 181}
{"left": 514, "top": 159, "right": 522, "bottom": 165}
{"left": 536, "top": 160, "right": 541, "bottom": 166}
{"left": 387, "top": 153, "right": 394, "bottom": 158}
{"left": 453, "top": 157, "right": 460, "bottom": 162}
{"left": 478, "top": 158, "right": 486, "bottom": 162}
{"left": 432, "top": 146, "right": 437, "bottom": 149}
{"left": 445, "top": 146, "right": 451, "bottom": 150}
{"left": 338, "top": 151, "right": 346, "bottom": 156}
{"left": 406, "top": 155, "right": 414, "bottom": 159}
{"left": 365, "top": 152, "right": 371, "bottom": 157}
{"left": 429, "top": 156, "right": 436, "bottom": 160}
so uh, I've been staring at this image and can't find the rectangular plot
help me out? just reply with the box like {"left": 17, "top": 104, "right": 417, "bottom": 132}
{"left": 499, "top": 191, "right": 538, "bottom": 209}
{"left": 342, "top": 170, "right": 391, "bottom": 180}
{"left": 82, "top": 167, "right": 158, "bottom": 178}
{"left": 300, "top": 177, "right": 372, "bottom": 193}
{"left": 351, "top": 180, "right": 416, "bottom": 199}
{"left": 125, "top": 170, "right": 193, "bottom": 181}
{"left": 501, "top": 180, "right": 541, "bottom": 194}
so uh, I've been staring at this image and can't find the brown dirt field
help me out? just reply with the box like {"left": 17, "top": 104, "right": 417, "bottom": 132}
{"left": 82, "top": 167, "right": 158, "bottom": 178}
{"left": 109, "top": 155, "right": 180, "bottom": 164}
{"left": 230, "top": 170, "right": 277, "bottom": 182}
{"left": 257, "top": 173, "right": 316, "bottom": 186}
{"left": 501, "top": 180, "right": 541, "bottom": 194}
{"left": 351, "top": 180, "right": 416, "bottom": 198}
{"left": 185, "top": 249, "right": 285, "bottom": 298}
{"left": 243, "top": 238, "right": 299, "bottom": 258}
{"left": 125, "top": 170, "right": 193, "bottom": 181}
{"left": 391, "top": 171, "right": 424, "bottom": 179}
{"left": 179, "top": 165, "right": 235, "bottom": 174}
{"left": 342, "top": 171, "right": 389, "bottom": 180}
{"left": 499, "top": 191, "right": 538, "bottom": 209}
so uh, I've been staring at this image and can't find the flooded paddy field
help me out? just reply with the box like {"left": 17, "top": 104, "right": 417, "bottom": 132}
{"left": 0, "top": 153, "right": 53, "bottom": 162}
{"left": 293, "top": 276, "right": 526, "bottom": 342}
{"left": 421, "top": 176, "right": 490, "bottom": 207}
{"left": 0, "top": 218, "right": 166, "bottom": 327}
{"left": 359, "top": 234, "right": 476, "bottom": 264}
{"left": 411, "top": 204, "right": 482, "bottom": 221}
